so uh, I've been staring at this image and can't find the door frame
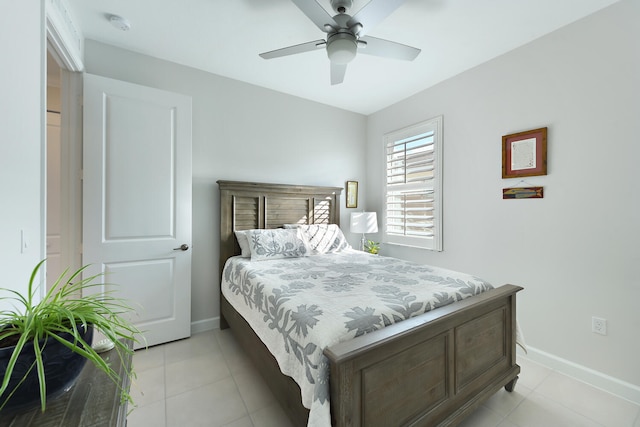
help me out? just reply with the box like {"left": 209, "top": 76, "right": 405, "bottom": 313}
{"left": 45, "top": 1, "right": 84, "bottom": 284}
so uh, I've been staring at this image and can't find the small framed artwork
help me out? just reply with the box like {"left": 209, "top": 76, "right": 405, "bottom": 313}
{"left": 346, "top": 181, "right": 358, "bottom": 208}
{"left": 503, "top": 187, "right": 544, "bottom": 199}
{"left": 502, "top": 127, "right": 547, "bottom": 178}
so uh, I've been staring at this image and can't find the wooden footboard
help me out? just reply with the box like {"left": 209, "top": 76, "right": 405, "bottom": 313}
{"left": 325, "top": 284, "right": 522, "bottom": 427}
{"left": 222, "top": 284, "right": 521, "bottom": 427}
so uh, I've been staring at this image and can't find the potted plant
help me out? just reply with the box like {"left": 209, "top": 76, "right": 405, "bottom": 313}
{"left": 0, "top": 260, "right": 141, "bottom": 412}
{"left": 364, "top": 239, "right": 380, "bottom": 255}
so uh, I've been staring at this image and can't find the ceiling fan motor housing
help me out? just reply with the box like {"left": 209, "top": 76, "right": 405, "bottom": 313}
{"left": 331, "top": 0, "right": 353, "bottom": 14}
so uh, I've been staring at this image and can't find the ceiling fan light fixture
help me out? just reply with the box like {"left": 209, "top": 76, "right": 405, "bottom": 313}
{"left": 326, "top": 33, "right": 357, "bottom": 64}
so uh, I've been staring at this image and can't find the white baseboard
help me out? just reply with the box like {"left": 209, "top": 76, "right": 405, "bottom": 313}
{"left": 521, "top": 346, "right": 640, "bottom": 405}
{"left": 187, "top": 321, "right": 640, "bottom": 405}
{"left": 190, "top": 317, "right": 219, "bottom": 334}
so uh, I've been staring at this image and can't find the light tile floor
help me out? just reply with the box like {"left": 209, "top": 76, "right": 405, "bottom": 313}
{"left": 127, "top": 330, "right": 640, "bottom": 427}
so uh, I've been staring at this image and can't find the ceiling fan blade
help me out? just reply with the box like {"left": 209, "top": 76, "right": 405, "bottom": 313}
{"left": 358, "top": 36, "right": 420, "bottom": 61}
{"left": 291, "top": 0, "right": 338, "bottom": 32}
{"left": 260, "top": 40, "right": 326, "bottom": 59}
{"left": 348, "top": 0, "right": 407, "bottom": 36}
{"left": 330, "top": 62, "right": 347, "bottom": 85}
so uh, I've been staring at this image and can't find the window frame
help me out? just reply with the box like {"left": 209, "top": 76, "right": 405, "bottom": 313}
{"left": 382, "top": 116, "right": 443, "bottom": 251}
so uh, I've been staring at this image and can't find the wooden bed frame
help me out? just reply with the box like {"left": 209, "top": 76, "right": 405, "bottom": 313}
{"left": 218, "top": 180, "right": 522, "bottom": 427}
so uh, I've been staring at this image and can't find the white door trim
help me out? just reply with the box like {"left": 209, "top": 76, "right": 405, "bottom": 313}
{"left": 45, "top": 0, "right": 84, "bottom": 295}
{"left": 45, "top": 0, "right": 84, "bottom": 72}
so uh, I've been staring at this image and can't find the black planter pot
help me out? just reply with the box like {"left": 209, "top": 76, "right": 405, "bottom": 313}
{"left": 0, "top": 325, "right": 94, "bottom": 412}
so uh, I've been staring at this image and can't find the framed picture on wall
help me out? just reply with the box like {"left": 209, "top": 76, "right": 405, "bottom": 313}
{"left": 346, "top": 181, "right": 358, "bottom": 208}
{"left": 502, "top": 127, "right": 547, "bottom": 178}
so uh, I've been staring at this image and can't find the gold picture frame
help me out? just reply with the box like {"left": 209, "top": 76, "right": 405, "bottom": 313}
{"left": 346, "top": 181, "right": 358, "bottom": 208}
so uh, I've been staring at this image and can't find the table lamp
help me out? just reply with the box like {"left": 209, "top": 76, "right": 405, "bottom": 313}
{"left": 350, "top": 212, "right": 378, "bottom": 251}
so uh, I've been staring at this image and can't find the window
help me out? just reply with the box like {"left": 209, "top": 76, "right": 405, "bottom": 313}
{"left": 383, "top": 116, "right": 442, "bottom": 251}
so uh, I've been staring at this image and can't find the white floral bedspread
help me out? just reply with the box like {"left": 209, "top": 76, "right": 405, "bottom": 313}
{"left": 221, "top": 249, "right": 494, "bottom": 426}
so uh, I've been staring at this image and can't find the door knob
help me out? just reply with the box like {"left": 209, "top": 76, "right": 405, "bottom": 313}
{"left": 173, "top": 244, "right": 189, "bottom": 251}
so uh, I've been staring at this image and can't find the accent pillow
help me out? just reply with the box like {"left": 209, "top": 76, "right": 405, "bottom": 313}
{"left": 234, "top": 230, "right": 253, "bottom": 257}
{"left": 299, "top": 224, "right": 351, "bottom": 254}
{"left": 247, "top": 228, "right": 311, "bottom": 261}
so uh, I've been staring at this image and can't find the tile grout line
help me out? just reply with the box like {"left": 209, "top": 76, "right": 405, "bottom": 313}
{"left": 496, "top": 358, "right": 548, "bottom": 425}
{"left": 215, "top": 329, "right": 255, "bottom": 427}
{"left": 632, "top": 407, "right": 640, "bottom": 427}
{"left": 534, "top": 370, "right": 638, "bottom": 427}
{"left": 162, "top": 345, "right": 169, "bottom": 427}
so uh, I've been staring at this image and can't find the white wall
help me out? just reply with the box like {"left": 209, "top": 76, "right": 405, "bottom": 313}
{"left": 0, "top": 2, "right": 46, "bottom": 304}
{"left": 367, "top": 0, "right": 639, "bottom": 400}
{"left": 83, "top": 40, "right": 367, "bottom": 330}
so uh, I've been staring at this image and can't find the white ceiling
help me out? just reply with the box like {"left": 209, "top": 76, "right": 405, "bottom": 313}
{"left": 65, "top": 0, "right": 619, "bottom": 115}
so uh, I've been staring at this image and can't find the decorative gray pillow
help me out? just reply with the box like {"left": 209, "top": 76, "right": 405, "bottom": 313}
{"left": 247, "top": 228, "right": 311, "bottom": 261}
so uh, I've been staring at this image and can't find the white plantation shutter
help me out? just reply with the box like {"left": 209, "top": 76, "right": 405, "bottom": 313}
{"left": 384, "top": 116, "right": 442, "bottom": 250}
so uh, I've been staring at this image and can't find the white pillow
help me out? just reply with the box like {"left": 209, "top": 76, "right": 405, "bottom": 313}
{"left": 234, "top": 230, "right": 253, "bottom": 257}
{"left": 299, "top": 224, "right": 351, "bottom": 254}
{"left": 247, "top": 228, "right": 311, "bottom": 261}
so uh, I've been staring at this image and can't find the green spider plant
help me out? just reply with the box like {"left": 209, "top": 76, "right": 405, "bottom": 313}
{"left": 0, "top": 260, "right": 142, "bottom": 412}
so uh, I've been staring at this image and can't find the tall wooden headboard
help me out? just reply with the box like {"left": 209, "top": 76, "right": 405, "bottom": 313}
{"left": 217, "top": 180, "right": 343, "bottom": 277}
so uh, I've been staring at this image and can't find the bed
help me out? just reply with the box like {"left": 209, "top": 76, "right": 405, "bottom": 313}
{"left": 217, "top": 180, "right": 522, "bottom": 426}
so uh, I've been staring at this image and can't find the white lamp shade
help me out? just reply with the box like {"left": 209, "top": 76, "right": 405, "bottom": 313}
{"left": 350, "top": 212, "right": 378, "bottom": 234}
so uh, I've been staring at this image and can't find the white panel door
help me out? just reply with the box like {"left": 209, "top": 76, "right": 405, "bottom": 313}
{"left": 83, "top": 74, "right": 192, "bottom": 348}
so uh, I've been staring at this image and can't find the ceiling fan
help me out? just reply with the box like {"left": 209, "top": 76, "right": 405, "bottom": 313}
{"left": 259, "top": 0, "right": 421, "bottom": 85}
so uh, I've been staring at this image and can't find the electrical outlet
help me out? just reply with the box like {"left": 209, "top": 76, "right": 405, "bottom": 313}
{"left": 592, "top": 317, "right": 607, "bottom": 335}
